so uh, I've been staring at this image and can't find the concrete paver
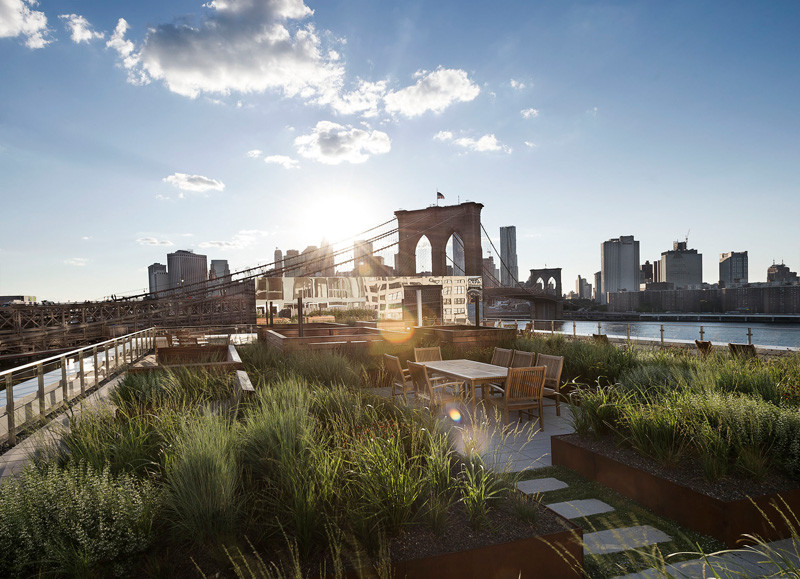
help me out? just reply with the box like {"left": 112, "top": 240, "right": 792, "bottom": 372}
{"left": 517, "top": 477, "right": 568, "bottom": 494}
{"left": 546, "top": 498, "right": 615, "bottom": 520}
{"left": 584, "top": 525, "right": 672, "bottom": 555}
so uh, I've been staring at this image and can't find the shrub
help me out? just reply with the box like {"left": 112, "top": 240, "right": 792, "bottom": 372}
{"left": 0, "top": 463, "right": 159, "bottom": 577}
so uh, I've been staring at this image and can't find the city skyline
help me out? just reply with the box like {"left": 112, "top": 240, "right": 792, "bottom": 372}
{"left": 2, "top": 1, "right": 799, "bottom": 300}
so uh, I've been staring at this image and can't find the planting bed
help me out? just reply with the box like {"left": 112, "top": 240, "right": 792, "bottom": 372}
{"left": 552, "top": 433, "right": 800, "bottom": 547}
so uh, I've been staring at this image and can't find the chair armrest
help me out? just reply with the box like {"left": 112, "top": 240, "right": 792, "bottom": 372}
{"left": 432, "top": 380, "right": 464, "bottom": 393}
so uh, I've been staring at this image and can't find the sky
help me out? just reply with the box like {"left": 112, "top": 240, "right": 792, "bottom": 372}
{"left": 1, "top": 0, "right": 799, "bottom": 301}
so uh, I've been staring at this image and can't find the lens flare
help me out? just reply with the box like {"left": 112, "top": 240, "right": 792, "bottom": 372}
{"left": 378, "top": 318, "right": 415, "bottom": 344}
{"left": 448, "top": 408, "right": 462, "bottom": 422}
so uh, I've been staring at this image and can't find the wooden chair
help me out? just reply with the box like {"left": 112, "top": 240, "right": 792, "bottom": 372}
{"left": 695, "top": 340, "right": 713, "bottom": 357}
{"left": 414, "top": 346, "right": 442, "bottom": 362}
{"left": 522, "top": 322, "right": 534, "bottom": 338}
{"left": 407, "top": 362, "right": 463, "bottom": 407}
{"left": 490, "top": 347, "right": 513, "bottom": 367}
{"left": 384, "top": 354, "right": 414, "bottom": 400}
{"left": 729, "top": 343, "right": 756, "bottom": 360}
{"left": 484, "top": 366, "right": 547, "bottom": 427}
{"left": 510, "top": 350, "right": 535, "bottom": 368}
{"left": 536, "top": 353, "right": 564, "bottom": 416}
{"left": 593, "top": 334, "right": 609, "bottom": 345}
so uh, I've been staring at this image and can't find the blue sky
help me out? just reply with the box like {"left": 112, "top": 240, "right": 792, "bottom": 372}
{"left": 1, "top": 0, "right": 799, "bottom": 300}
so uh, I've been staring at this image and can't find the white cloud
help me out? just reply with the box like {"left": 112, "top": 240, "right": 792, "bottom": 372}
{"left": 524, "top": 141, "right": 538, "bottom": 148}
{"left": 136, "top": 237, "right": 173, "bottom": 246}
{"left": 106, "top": 19, "right": 148, "bottom": 85}
{"left": 588, "top": 106, "right": 599, "bottom": 117}
{"left": 163, "top": 173, "right": 225, "bottom": 195}
{"left": 384, "top": 68, "right": 480, "bottom": 117}
{"left": 246, "top": 149, "right": 263, "bottom": 158}
{"left": 0, "top": 0, "right": 50, "bottom": 48}
{"left": 328, "top": 79, "right": 387, "bottom": 117}
{"left": 434, "top": 131, "right": 511, "bottom": 154}
{"left": 59, "top": 13, "right": 103, "bottom": 43}
{"left": 510, "top": 79, "right": 526, "bottom": 90}
{"left": 81, "top": 236, "right": 92, "bottom": 241}
{"left": 64, "top": 257, "right": 88, "bottom": 267}
{"left": 294, "top": 120, "right": 390, "bottom": 164}
{"left": 264, "top": 155, "right": 300, "bottom": 169}
{"left": 199, "top": 229, "right": 269, "bottom": 249}
{"left": 106, "top": 0, "right": 343, "bottom": 100}
{"left": 521, "top": 107, "right": 539, "bottom": 119}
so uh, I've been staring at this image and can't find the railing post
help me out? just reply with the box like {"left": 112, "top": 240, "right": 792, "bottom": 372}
{"left": 598, "top": 322, "right": 602, "bottom": 336}
{"left": 79, "top": 352, "right": 85, "bottom": 396}
{"left": 627, "top": 324, "right": 631, "bottom": 342}
{"left": 660, "top": 324, "right": 665, "bottom": 347}
{"left": 6, "top": 374, "right": 16, "bottom": 446}
{"left": 104, "top": 343, "right": 110, "bottom": 378}
{"left": 37, "top": 363, "right": 45, "bottom": 418}
{"left": 114, "top": 339, "right": 119, "bottom": 372}
{"left": 573, "top": 321, "right": 576, "bottom": 338}
{"left": 60, "top": 356, "right": 68, "bottom": 404}
{"left": 93, "top": 346, "right": 99, "bottom": 386}
{"left": 747, "top": 327, "right": 752, "bottom": 345}
{"left": 700, "top": 326, "right": 705, "bottom": 341}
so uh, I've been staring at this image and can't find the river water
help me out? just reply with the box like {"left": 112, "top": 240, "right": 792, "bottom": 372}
{"left": 511, "top": 320, "right": 800, "bottom": 350}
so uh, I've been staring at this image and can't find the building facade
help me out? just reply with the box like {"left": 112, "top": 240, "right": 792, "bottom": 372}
{"left": 600, "top": 235, "right": 640, "bottom": 304}
{"left": 576, "top": 276, "right": 592, "bottom": 299}
{"left": 719, "top": 251, "right": 748, "bottom": 287}
{"left": 166, "top": 250, "right": 208, "bottom": 292}
{"left": 499, "top": 226, "right": 518, "bottom": 287}
{"left": 148, "top": 263, "right": 168, "bottom": 296}
{"left": 767, "top": 262, "right": 799, "bottom": 284}
{"left": 658, "top": 241, "right": 702, "bottom": 289}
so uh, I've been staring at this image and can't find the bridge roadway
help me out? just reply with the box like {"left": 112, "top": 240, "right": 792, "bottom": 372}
{"left": 0, "top": 291, "right": 255, "bottom": 359}
{"left": 483, "top": 286, "right": 563, "bottom": 320}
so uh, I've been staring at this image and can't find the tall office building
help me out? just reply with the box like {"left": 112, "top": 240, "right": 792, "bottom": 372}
{"left": 719, "top": 251, "right": 748, "bottom": 287}
{"left": 148, "top": 263, "right": 168, "bottom": 297}
{"left": 767, "top": 262, "right": 799, "bottom": 283}
{"left": 600, "top": 236, "right": 640, "bottom": 304}
{"left": 167, "top": 250, "right": 208, "bottom": 291}
{"left": 274, "top": 248, "right": 283, "bottom": 273}
{"left": 283, "top": 249, "right": 300, "bottom": 277}
{"left": 576, "top": 276, "right": 592, "bottom": 299}
{"left": 452, "top": 235, "right": 465, "bottom": 276}
{"left": 594, "top": 271, "right": 602, "bottom": 302}
{"left": 354, "top": 240, "right": 374, "bottom": 276}
{"left": 499, "top": 226, "right": 518, "bottom": 287}
{"left": 208, "top": 259, "right": 231, "bottom": 297}
{"left": 657, "top": 241, "right": 702, "bottom": 289}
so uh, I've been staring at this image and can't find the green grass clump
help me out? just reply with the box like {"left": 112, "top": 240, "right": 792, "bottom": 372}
{"left": 163, "top": 414, "right": 242, "bottom": 544}
{"left": 112, "top": 367, "right": 236, "bottom": 413}
{"left": 0, "top": 463, "right": 159, "bottom": 577}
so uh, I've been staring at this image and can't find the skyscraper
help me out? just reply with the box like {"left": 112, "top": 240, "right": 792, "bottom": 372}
{"left": 719, "top": 251, "right": 748, "bottom": 287}
{"left": 148, "top": 263, "right": 168, "bottom": 297}
{"left": 167, "top": 250, "right": 208, "bottom": 291}
{"left": 600, "top": 236, "right": 640, "bottom": 304}
{"left": 274, "top": 248, "right": 283, "bottom": 272}
{"left": 499, "top": 226, "right": 518, "bottom": 287}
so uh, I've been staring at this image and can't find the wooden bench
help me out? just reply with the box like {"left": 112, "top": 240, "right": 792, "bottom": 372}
{"left": 695, "top": 340, "right": 713, "bottom": 356}
{"left": 729, "top": 343, "right": 757, "bottom": 359}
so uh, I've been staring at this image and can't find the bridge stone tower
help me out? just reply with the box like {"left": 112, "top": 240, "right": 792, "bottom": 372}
{"left": 395, "top": 202, "right": 484, "bottom": 276}
{"left": 526, "top": 267, "right": 563, "bottom": 319}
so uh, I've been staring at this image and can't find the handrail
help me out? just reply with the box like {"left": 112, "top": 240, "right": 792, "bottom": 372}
{"left": 0, "top": 328, "right": 155, "bottom": 378}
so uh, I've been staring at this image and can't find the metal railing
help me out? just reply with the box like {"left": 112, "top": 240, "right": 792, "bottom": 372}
{"left": 499, "top": 319, "right": 800, "bottom": 351}
{"left": 0, "top": 328, "right": 155, "bottom": 446}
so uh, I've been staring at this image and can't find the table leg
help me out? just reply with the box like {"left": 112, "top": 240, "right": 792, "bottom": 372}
{"left": 470, "top": 380, "right": 477, "bottom": 414}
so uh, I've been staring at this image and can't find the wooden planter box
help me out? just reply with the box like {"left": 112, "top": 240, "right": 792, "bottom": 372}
{"left": 416, "top": 325, "right": 517, "bottom": 351}
{"left": 392, "top": 518, "right": 583, "bottom": 579}
{"left": 551, "top": 434, "right": 800, "bottom": 547}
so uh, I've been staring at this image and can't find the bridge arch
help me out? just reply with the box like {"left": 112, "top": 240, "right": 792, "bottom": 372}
{"left": 395, "top": 202, "right": 483, "bottom": 276}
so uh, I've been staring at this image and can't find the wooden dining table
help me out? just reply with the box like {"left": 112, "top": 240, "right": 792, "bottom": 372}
{"left": 418, "top": 359, "right": 508, "bottom": 411}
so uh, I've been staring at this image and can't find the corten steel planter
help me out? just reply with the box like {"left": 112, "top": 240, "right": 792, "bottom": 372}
{"left": 416, "top": 325, "right": 517, "bottom": 351}
{"left": 551, "top": 434, "right": 800, "bottom": 547}
{"left": 391, "top": 523, "right": 583, "bottom": 579}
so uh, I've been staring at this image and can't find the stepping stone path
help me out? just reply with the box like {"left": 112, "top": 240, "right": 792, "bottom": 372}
{"left": 584, "top": 525, "right": 672, "bottom": 555}
{"left": 517, "top": 477, "right": 568, "bottom": 494}
{"left": 546, "top": 498, "right": 615, "bottom": 520}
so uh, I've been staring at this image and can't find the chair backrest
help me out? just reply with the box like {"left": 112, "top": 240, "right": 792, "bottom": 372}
{"left": 729, "top": 343, "right": 756, "bottom": 359}
{"left": 505, "top": 366, "right": 546, "bottom": 402}
{"left": 491, "top": 347, "right": 513, "bottom": 367}
{"left": 384, "top": 354, "right": 406, "bottom": 385}
{"left": 414, "top": 346, "right": 442, "bottom": 362}
{"left": 592, "top": 334, "right": 609, "bottom": 345}
{"left": 510, "top": 350, "right": 535, "bottom": 368}
{"left": 406, "top": 362, "right": 433, "bottom": 400}
{"left": 695, "top": 340, "right": 712, "bottom": 355}
{"left": 536, "top": 353, "right": 564, "bottom": 387}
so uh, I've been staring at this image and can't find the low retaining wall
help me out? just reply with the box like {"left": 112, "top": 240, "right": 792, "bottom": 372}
{"left": 551, "top": 434, "right": 800, "bottom": 547}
